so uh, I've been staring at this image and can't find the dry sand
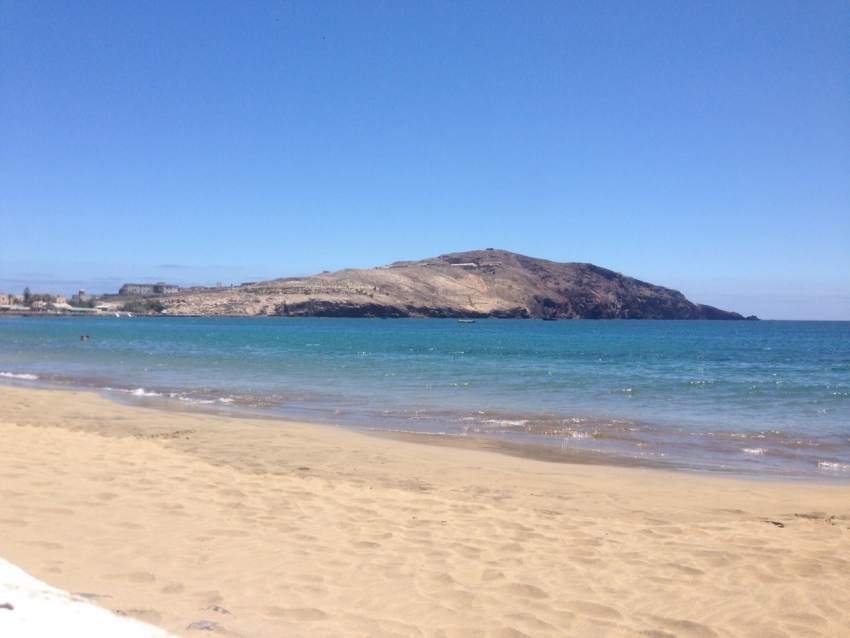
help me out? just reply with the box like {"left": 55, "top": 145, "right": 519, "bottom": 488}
{"left": 0, "top": 385, "right": 848, "bottom": 637}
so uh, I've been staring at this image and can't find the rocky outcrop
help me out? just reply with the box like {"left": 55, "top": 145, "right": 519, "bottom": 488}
{"left": 160, "top": 250, "right": 754, "bottom": 320}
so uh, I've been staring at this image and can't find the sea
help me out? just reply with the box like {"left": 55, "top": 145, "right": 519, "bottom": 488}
{"left": 1, "top": 316, "right": 848, "bottom": 480}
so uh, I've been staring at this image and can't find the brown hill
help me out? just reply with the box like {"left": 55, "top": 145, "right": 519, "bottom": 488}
{"left": 160, "top": 249, "right": 752, "bottom": 319}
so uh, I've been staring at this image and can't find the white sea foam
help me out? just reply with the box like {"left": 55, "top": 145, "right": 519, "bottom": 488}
{"left": 817, "top": 461, "right": 850, "bottom": 471}
{"left": 481, "top": 419, "right": 528, "bottom": 427}
{"left": 741, "top": 447, "right": 767, "bottom": 455}
{"left": 130, "top": 388, "right": 161, "bottom": 397}
{"left": 0, "top": 372, "right": 38, "bottom": 380}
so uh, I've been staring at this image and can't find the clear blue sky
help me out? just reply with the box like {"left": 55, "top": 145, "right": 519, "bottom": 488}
{"left": 1, "top": 1, "right": 848, "bottom": 319}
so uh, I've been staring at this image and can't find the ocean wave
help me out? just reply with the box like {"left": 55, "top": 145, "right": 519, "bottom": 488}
{"left": 0, "top": 372, "right": 38, "bottom": 380}
{"left": 178, "top": 397, "right": 216, "bottom": 404}
{"left": 817, "top": 461, "right": 850, "bottom": 471}
{"left": 480, "top": 419, "right": 528, "bottom": 427}
{"left": 103, "top": 385, "right": 243, "bottom": 406}
{"left": 130, "top": 388, "right": 162, "bottom": 397}
{"left": 741, "top": 447, "right": 767, "bottom": 455}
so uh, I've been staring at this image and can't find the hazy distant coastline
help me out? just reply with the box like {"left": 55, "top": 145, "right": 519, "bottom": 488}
{"left": 2, "top": 250, "right": 758, "bottom": 320}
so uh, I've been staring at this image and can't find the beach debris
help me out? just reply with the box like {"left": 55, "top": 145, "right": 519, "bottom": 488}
{"left": 795, "top": 512, "right": 827, "bottom": 520}
{"left": 74, "top": 592, "right": 112, "bottom": 599}
{"left": 0, "top": 602, "right": 14, "bottom": 610}
{"left": 766, "top": 520, "right": 784, "bottom": 528}
{"left": 135, "top": 429, "right": 196, "bottom": 440}
{"left": 205, "top": 604, "right": 232, "bottom": 615}
{"left": 187, "top": 619, "right": 218, "bottom": 630}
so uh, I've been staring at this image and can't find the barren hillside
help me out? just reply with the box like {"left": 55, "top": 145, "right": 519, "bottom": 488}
{"left": 159, "top": 249, "right": 752, "bottom": 319}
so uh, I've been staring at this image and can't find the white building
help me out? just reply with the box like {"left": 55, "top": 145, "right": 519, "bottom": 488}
{"left": 120, "top": 282, "right": 180, "bottom": 295}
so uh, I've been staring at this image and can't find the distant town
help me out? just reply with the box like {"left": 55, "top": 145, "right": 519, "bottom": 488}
{"left": 0, "top": 281, "right": 219, "bottom": 316}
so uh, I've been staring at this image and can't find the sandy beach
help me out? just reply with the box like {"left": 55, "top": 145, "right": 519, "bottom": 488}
{"left": 0, "top": 385, "right": 848, "bottom": 637}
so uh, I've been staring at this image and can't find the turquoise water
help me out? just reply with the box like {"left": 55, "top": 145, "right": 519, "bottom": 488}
{"left": 1, "top": 317, "right": 848, "bottom": 478}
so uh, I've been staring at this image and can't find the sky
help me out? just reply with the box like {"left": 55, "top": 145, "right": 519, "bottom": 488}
{"left": 1, "top": 1, "right": 848, "bottom": 319}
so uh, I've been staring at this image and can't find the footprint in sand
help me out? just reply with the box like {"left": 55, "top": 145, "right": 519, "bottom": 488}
{"left": 481, "top": 568, "right": 506, "bottom": 581}
{"left": 501, "top": 583, "right": 550, "bottom": 600}
{"left": 646, "top": 615, "right": 719, "bottom": 638}
{"left": 558, "top": 600, "right": 623, "bottom": 620}
{"left": 264, "top": 606, "right": 328, "bottom": 621}
{"left": 207, "top": 529, "right": 250, "bottom": 538}
{"left": 23, "top": 541, "right": 63, "bottom": 550}
{"left": 161, "top": 583, "right": 185, "bottom": 594}
{"left": 37, "top": 507, "right": 75, "bottom": 516}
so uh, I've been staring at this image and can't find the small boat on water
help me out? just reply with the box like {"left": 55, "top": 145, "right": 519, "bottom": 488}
{"left": 542, "top": 317, "right": 558, "bottom": 321}
{"left": 457, "top": 319, "right": 475, "bottom": 324}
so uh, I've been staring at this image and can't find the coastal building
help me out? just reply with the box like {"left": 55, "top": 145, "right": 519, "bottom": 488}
{"left": 119, "top": 282, "right": 180, "bottom": 295}
{"left": 1, "top": 292, "right": 68, "bottom": 310}
{"left": 71, "top": 289, "right": 94, "bottom": 304}
{"left": 66, "top": 306, "right": 101, "bottom": 314}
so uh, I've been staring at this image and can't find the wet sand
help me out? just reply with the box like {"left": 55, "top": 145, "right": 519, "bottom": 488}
{"left": 1, "top": 385, "right": 848, "bottom": 637}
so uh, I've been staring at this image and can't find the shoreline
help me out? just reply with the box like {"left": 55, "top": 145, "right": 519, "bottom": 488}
{"left": 2, "top": 376, "right": 847, "bottom": 483}
{"left": 1, "top": 384, "right": 849, "bottom": 637}
{"left": 368, "top": 428, "right": 849, "bottom": 484}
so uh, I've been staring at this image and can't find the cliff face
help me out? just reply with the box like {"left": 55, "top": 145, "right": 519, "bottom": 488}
{"left": 161, "top": 250, "right": 751, "bottom": 319}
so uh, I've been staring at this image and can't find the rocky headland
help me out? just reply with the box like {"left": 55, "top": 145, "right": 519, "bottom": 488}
{"left": 158, "top": 250, "right": 754, "bottom": 320}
